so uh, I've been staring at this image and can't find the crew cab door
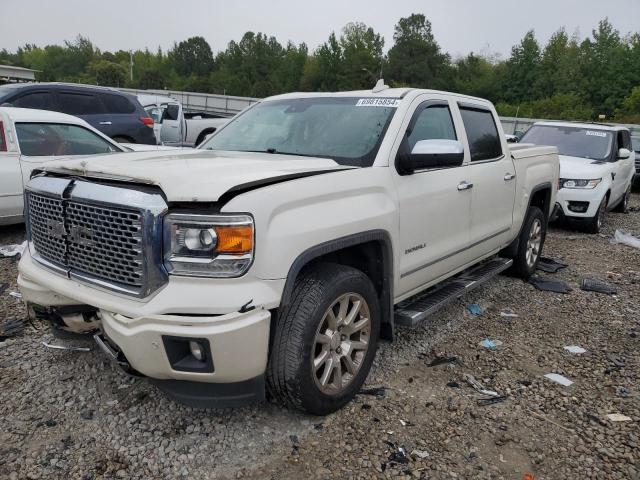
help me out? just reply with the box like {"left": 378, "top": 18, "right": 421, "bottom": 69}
{"left": 160, "top": 102, "right": 183, "bottom": 145}
{"left": 459, "top": 103, "right": 516, "bottom": 257}
{"left": 393, "top": 97, "right": 472, "bottom": 297}
{"left": 0, "top": 118, "right": 24, "bottom": 223}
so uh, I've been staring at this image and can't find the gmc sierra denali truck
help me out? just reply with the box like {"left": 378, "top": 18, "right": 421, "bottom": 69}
{"left": 18, "top": 84, "right": 559, "bottom": 415}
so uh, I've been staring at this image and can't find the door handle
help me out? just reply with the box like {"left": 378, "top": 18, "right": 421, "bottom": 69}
{"left": 504, "top": 173, "right": 516, "bottom": 181}
{"left": 457, "top": 181, "right": 474, "bottom": 191}
{"left": 99, "top": 121, "right": 112, "bottom": 125}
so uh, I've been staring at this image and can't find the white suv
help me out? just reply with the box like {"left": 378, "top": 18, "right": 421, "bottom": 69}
{"left": 521, "top": 122, "right": 635, "bottom": 233}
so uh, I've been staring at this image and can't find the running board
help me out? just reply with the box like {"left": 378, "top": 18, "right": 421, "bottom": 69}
{"left": 394, "top": 257, "right": 513, "bottom": 327}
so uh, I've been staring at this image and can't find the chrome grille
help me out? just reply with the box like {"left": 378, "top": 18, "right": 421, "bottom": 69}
{"left": 25, "top": 177, "right": 168, "bottom": 298}
{"left": 27, "top": 192, "right": 66, "bottom": 265}
{"left": 67, "top": 202, "right": 144, "bottom": 287}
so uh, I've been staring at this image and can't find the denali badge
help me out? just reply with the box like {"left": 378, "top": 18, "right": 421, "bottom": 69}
{"left": 405, "top": 243, "right": 426, "bottom": 255}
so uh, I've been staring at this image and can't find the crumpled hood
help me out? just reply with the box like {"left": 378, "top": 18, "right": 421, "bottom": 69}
{"left": 40, "top": 149, "right": 352, "bottom": 202}
{"left": 559, "top": 154, "right": 612, "bottom": 180}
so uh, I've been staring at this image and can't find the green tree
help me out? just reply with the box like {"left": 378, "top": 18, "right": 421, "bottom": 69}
{"left": 168, "top": 36, "right": 214, "bottom": 77}
{"left": 580, "top": 19, "right": 632, "bottom": 116}
{"left": 386, "top": 14, "right": 450, "bottom": 89}
{"left": 339, "top": 22, "right": 384, "bottom": 89}
{"left": 534, "top": 29, "right": 582, "bottom": 99}
{"left": 88, "top": 60, "right": 127, "bottom": 86}
{"left": 502, "top": 30, "right": 541, "bottom": 103}
{"left": 453, "top": 53, "right": 499, "bottom": 100}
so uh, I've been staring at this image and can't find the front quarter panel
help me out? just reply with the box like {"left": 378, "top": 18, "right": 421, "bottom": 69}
{"left": 222, "top": 167, "right": 399, "bottom": 282}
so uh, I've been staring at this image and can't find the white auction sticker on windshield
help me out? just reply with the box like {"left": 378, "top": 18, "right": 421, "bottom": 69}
{"left": 586, "top": 131, "right": 607, "bottom": 137}
{"left": 356, "top": 98, "right": 401, "bottom": 107}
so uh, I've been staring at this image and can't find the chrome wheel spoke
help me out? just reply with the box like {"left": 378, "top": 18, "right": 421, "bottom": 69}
{"left": 326, "top": 310, "right": 338, "bottom": 331}
{"left": 350, "top": 340, "right": 368, "bottom": 351}
{"left": 336, "top": 296, "right": 349, "bottom": 325}
{"left": 314, "top": 348, "right": 330, "bottom": 370}
{"left": 342, "top": 354, "right": 356, "bottom": 375}
{"left": 343, "top": 298, "right": 361, "bottom": 328}
{"left": 346, "top": 317, "right": 369, "bottom": 335}
{"left": 319, "top": 356, "right": 334, "bottom": 386}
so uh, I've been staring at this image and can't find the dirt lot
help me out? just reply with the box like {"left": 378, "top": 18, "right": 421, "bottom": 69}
{"left": 1, "top": 195, "right": 639, "bottom": 480}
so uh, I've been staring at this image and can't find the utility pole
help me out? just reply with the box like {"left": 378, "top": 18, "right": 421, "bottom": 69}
{"left": 129, "top": 51, "right": 134, "bottom": 82}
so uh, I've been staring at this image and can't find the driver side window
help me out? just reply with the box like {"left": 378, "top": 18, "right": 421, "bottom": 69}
{"left": 407, "top": 104, "right": 457, "bottom": 152}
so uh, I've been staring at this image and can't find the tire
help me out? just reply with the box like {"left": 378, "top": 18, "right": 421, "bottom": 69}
{"left": 512, "top": 206, "right": 546, "bottom": 279}
{"left": 613, "top": 185, "right": 631, "bottom": 213}
{"left": 584, "top": 196, "right": 607, "bottom": 234}
{"left": 112, "top": 136, "right": 134, "bottom": 144}
{"left": 267, "top": 263, "right": 380, "bottom": 415}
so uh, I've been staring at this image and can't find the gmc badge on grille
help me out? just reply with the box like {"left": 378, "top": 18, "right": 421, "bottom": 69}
{"left": 45, "top": 219, "right": 66, "bottom": 239}
{"left": 69, "top": 226, "right": 95, "bottom": 247}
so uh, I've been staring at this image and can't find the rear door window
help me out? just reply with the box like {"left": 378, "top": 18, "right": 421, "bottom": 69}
{"left": 101, "top": 93, "right": 136, "bottom": 114}
{"left": 58, "top": 92, "right": 104, "bottom": 115}
{"left": 459, "top": 106, "right": 503, "bottom": 161}
{"left": 0, "top": 121, "right": 6, "bottom": 151}
{"left": 12, "top": 92, "right": 55, "bottom": 111}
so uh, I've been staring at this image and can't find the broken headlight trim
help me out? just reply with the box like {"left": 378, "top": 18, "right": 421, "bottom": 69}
{"left": 559, "top": 178, "right": 602, "bottom": 189}
{"left": 163, "top": 213, "right": 254, "bottom": 277}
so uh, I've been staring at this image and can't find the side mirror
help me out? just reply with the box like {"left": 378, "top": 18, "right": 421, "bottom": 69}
{"left": 399, "top": 139, "right": 464, "bottom": 174}
{"left": 618, "top": 148, "right": 631, "bottom": 160}
{"left": 165, "top": 104, "right": 180, "bottom": 121}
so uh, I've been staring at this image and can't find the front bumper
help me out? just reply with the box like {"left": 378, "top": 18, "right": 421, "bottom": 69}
{"left": 18, "top": 248, "right": 276, "bottom": 406}
{"left": 555, "top": 185, "right": 606, "bottom": 219}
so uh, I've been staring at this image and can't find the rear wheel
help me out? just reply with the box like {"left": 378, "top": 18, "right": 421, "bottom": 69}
{"left": 584, "top": 196, "right": 607, "bottom": 234}
{"left": 267, "top": 263, "right": 380, "bottom": 415}
{"left": 512, "top": 206, "right": 546, "bottom": 279}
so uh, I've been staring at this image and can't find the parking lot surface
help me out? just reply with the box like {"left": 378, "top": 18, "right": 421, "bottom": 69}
{"left": 1, "top": 195, "right": 639, "bottom": 480}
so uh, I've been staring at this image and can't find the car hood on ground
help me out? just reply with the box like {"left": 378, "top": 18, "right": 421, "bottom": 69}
{"left": 559, "top": 154, "right": 612, "bottom": 179}
{"left": 39, "top": 150, "right": 352, "bottom": 202}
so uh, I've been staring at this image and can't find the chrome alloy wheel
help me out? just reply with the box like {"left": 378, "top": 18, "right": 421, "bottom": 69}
{"left": 526, "top": 218, "right": 542, "bottom": 268}
{"left": 311, "top": 293, "right": 371, "bottom": 395}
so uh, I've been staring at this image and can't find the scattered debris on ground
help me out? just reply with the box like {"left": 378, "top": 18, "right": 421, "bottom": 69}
{"left": 1, "top": 198, "right": 639, "bottom": 479}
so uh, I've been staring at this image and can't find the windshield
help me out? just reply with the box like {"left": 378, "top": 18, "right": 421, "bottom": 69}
{"left": 199, "top": 97, "right": 399, "bottom": 166}
{"left": 632, "top": 137, "right": 640, "bottom": 153}
{"left": 520, "top": 125, "right": 613, "bottom": 161}
{"left": 15, "top": 122, "right": 120, "bottom": 156}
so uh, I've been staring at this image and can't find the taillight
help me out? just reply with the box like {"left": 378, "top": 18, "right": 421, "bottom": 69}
{"left": 140, "top": 117, "right": 154, "bottom": 128}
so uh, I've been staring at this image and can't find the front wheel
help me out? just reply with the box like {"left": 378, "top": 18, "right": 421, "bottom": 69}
{"left": 584, "top": 196, "right": 607, "bottom": 234}
{"left": 512, "top": 206, "right": 546, "bottom": 279}
{"left": 267, "top": 263, "right": 380, "bottom": 415}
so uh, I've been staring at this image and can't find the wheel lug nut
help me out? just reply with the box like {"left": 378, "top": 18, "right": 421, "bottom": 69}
{"left": 341, "top": 335, "right": 346, "bottom": 341}
{"left": 336, "top": 347, "right": 341, "bottom": 354}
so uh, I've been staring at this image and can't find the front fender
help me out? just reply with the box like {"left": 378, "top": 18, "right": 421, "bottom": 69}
{"left": 221, "top": 167, "right": 399, "bottom": 282}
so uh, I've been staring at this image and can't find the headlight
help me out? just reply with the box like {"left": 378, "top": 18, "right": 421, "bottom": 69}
{"left": 163, "top": 213, "right": 254, "bottom": 277}
{"left": 559, "top": 178, "right": 602, "bottom": 189}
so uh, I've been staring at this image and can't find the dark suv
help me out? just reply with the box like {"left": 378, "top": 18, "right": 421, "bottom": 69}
{"left": 0, "top": 83, "right": 156, "bottom": 145}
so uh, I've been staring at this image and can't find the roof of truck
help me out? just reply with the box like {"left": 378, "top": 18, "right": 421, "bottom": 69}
{"left": 266, "top": 84, "right": 492, "bottom": 105}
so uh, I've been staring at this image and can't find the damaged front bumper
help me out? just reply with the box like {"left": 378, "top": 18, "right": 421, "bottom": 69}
{"left": 18, "top": 247, "right": 278, "bottom": 408}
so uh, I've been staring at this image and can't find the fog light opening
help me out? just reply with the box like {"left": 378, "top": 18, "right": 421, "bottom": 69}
{"left": 189, "top": 340, "right": 205, "bottom": 361}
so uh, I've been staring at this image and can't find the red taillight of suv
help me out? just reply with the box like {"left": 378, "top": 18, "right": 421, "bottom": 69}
{"left": 140, "top": 117, "right": 154, "bottom": 128}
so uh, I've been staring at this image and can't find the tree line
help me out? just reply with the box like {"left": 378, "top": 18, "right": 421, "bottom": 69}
{"left": 1, "top": 15, "right": 639, "bottom": 123}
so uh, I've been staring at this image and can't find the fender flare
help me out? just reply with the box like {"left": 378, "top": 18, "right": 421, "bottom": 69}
{"left": 280, "top": 229, "right": 395, "bottom": 340}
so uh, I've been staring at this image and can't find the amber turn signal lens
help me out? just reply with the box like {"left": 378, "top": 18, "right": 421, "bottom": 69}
{"left": 214, "top": 225, "right": 253, "bottom": 254}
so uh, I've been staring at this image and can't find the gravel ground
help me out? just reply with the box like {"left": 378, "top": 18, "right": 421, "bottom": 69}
{"left": 1, "top": 194, "right": 639, "bottom": 480}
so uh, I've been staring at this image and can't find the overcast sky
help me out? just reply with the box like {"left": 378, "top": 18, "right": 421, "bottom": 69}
{"left": 2, "top": 0, "right": 640, "bottom": 59}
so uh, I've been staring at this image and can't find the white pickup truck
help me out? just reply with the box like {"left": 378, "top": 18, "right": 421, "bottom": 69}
{"left": 18, "top": 85, "right": 559, "bottom": 414}
{"left": 138, "top": 94, "right": 229, "bottom": 147}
